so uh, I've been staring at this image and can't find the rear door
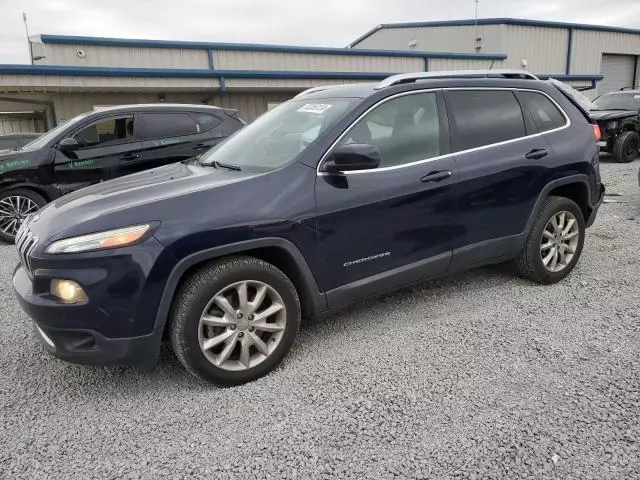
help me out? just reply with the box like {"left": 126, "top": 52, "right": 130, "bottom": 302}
{"left": 53, "top": 113, "right": 140, "bottom": 189}
{"left": 444, "top": 88, "right": 565, "bottom": 267}
{"left": 117, "top": 111, "right": 226, "bottom": 176}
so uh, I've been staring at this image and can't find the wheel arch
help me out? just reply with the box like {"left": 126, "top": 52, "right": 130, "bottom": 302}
{"left": 525, "top": 175, "right": 593, "bottom": 236}
{"left": 153, "top": 238, "right": 327, "bottom": 344}
{"left": 0, "top": 181, "right": 52, "bottom": 202}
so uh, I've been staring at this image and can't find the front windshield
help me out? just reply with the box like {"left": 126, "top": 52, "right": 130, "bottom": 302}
{"left": 546, "top": 78, "right": 598, "bottom": 112}
{"left": 200, "top": 97, "right": 359, "bottom": 170}
{"left": 20, "top": 111, "right": 93, "bottom": 151}
{"left": 594, "top": 93, "right": 640, "bottom": 111}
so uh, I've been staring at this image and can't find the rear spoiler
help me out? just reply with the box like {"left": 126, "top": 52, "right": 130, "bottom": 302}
{"left": 222, "top": 108, "right": 246, "bottom": 124}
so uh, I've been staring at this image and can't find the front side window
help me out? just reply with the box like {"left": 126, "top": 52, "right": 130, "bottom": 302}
{"left": 199, "top": 98, "right": 359, "bottom": 171}
{"left": 335, "top": 92, "right": 441, "bottom": 168}
{"left": 73, "top": 116, "right": 135, "bottom": 148}
{"left": 517, "top": 91, "right": 567, "bottom": 133}
{"left": 141, "top": 113, "right": 198, "bottom": 139}
{"left": 447, "top": 90, "right": 526, "bottom": 151}
{"left": 20, "top": 112, "right": 93, "bottom": 151}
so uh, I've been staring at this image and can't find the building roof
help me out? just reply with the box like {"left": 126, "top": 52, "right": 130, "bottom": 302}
{"left": 349, "top": 17, "right": 640, "bottom": 47}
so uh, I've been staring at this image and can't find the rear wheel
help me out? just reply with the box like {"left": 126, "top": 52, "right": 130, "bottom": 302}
{"left": 516, "top": 196, "right": 585, "bottom": 284}
{"left": 0, "top": 189, "right": 46, "bottom": 243}
{"left": 612, "top": 131, "right": 640, "bottom": 163}
{"left": 169, "top": 256, "right": 301, "bottom": 386}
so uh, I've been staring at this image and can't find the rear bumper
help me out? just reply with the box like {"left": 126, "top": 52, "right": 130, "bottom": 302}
{"left": 586, "top": 183, "right": 605, "bottom": 228}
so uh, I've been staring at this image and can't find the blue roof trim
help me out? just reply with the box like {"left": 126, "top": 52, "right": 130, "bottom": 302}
{"left": 38, "top": 34, "right": 505, "bottom": 60}
{"left": 349, "top": 17, "right": 640, "bottom": 47}
{"left": 0, "top": 65, "right": 604, "bottom": 83}
{"left": 0, "top": 64, "right": 396, "bottom": 80}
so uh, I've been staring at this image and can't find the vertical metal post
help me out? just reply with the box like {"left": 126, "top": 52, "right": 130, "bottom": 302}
{"left": 23, "top": 12, "right": 33, "bottom": 65}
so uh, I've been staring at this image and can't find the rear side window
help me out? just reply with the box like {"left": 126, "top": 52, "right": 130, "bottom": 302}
{"left": 517, "top": 91, "right": 567, "bottom": 132}
{"left": 140, "top": 113, "right": 197, "bottom": 139}
{"left": 446, "top": 90, "right": 526, "bottom": 151}
{"left": 193, "top": 113, "right": 222, "bottom": 132}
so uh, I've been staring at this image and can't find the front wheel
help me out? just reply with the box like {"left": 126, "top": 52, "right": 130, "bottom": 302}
{"left": 169, "top": 256, "right": 301, "bottom": 386}
{"left": 515, "top": 196, "right": 585, "bottom": 284}
{"left": 0, "top": 189, "right": 47, "bottom": 243}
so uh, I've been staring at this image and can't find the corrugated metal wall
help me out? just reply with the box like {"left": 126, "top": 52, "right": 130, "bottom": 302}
{"left": 34, "top": 44, "right": 210, "bottom": 69}
{"left": 503, "top": 26, "right": 568, "bottom": 74}
{"left": 429, "top": 58, "right": 503, "bottom": 71}
{"left": 571, "top": 30, "right": 640, "bottom": 74}
{"left": 213, "top": 50, "right": 422, "bottom": 72}
{"left": 49, "top": 91, "right": 294, "bottom": 122}
{"left": 0, "top": 115, "right": 46, "bottom": 134}
{"left": 352, "top": 25, "right": 505, "bottom": 53}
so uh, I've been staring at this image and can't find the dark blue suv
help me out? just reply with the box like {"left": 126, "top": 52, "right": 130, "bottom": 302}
{"left": 13, "top": 70, "right": 605, "bottom": 385}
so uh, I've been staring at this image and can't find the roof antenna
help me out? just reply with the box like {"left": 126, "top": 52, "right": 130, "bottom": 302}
{"left": 23, "top": 12, "right": 34, "bottom": 65}
{"left": 474, "top": 1, "right": 483, "bottom": 52}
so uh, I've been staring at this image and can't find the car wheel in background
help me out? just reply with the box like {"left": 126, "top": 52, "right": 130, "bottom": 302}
{"left": 612, "top": 131, "right": 640, "bottom": 163}
{"left": 515, "top": 196, "right": 585, "bottom": 284}
{"left": 0, "top": 189, "right": 46, "bottom": 243}
{"left": 169, "top": 256, "right": 301, "bottom": 386}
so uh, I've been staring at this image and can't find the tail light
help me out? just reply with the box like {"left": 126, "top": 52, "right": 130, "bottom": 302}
{"left": 592, "top": 123, "right": 602, "bottom": 141}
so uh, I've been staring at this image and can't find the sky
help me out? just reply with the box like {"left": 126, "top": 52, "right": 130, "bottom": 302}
{"left": 1, "top": 0, "right": 640, "bottom": 64}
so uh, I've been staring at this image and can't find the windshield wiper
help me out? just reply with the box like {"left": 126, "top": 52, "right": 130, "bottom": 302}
{"left": 213, "top": 161, "right": 242, "bottom": 171}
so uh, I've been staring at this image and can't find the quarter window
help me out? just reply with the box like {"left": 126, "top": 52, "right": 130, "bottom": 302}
{"left": 73, "top": 116, "right": 134, "bottom": 148}
{"left": 336, "top": 92, "right": 441, "bottom": 168}
{"left": 446, "top": 90, "right": 526, "bottom": 151}
{"left": 140, "top": 113, "right": 197, "bottom": 139}
{"left": 193, "top": 113, "right": 222, "bottom": 132}
{"left": 517, "top": 91, "right": 567, "bottom": 132}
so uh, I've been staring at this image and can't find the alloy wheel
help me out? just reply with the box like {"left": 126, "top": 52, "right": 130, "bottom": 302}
{"left": 198, "top": 280, "right": 287, "bottom": 371}
{"left": 0, "top": 196, "right": 39, "bottom": 238}
{"left": 540, "top": 210, "right": 580, "bottom": 273}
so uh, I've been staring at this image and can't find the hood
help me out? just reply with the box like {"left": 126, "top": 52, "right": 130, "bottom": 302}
{"left": 30, "top": 161, "right": 258, "bottom": 240}
{"left": 589, "top": 110, "right": 637, "bottom": 122}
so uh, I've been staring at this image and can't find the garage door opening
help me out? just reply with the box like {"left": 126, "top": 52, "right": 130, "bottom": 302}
{"left": 599, "top": 54, "right": 637, "bottom": 95}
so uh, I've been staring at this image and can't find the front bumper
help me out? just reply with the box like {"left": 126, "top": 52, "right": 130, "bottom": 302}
{"left": 12, "top": 237, "right": 176, "bottom": 366}
{"left": 586, "top": 183, "right": 605, "bottom": 228}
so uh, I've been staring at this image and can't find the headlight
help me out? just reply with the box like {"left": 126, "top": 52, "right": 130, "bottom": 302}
{"left": 46, "top": 224, "right": 151, "bottom": 254}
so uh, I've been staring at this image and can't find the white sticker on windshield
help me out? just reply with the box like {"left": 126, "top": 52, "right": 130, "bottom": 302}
{"left": 298, "top": 103, "right": 333, "bottom": 114}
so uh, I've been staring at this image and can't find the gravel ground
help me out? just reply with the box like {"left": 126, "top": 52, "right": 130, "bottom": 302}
{"left": 1, "top": 161, "right": 639, "bottom": 479}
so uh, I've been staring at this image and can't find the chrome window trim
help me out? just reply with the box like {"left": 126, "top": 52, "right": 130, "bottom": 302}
{"left": 316, "top": 87, "right": 571, "bottom": 176}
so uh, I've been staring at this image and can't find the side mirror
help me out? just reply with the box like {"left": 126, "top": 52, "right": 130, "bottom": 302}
{"left": 322, "top": 144, "right": 381, "bottom": 173}
{"left": 58, "top": 137, "right": 79, "bottom": 152}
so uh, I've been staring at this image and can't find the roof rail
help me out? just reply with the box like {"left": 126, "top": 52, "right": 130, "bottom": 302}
{"left": 375, "top": 69, "right": 539, "bottom": 89}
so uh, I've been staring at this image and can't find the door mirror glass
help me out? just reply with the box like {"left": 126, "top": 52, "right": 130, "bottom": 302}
{"left": 323, "top": 144, "right": 381, "bottom": 173}
{"left": 58, "top": 137, "right": 79, "bottom": 152}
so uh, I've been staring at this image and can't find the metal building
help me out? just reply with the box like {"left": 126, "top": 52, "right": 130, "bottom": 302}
{"left": 349, "top": 18, "right": 640, "bottom": 96}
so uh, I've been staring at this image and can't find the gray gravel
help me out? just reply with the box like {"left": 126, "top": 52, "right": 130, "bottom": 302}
{"left": 1, "top": 161, "right": 639, "bottom": 479}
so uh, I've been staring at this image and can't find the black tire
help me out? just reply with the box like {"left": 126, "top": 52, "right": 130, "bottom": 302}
{"left": 169, "top": 256, "right": 301, "bottom": 386}
{"left": 0, "top": 188, "right": 47, "bottom": 244}
{"left": 612, "top": 131, "right": 640, "bottom": 163}
{"left": 515, "top": 196, "right": 585, "bottom": 284}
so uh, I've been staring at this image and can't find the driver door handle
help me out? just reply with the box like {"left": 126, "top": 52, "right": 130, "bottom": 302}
{"left": 121, "top": 153, "right": 139, "bottom": 161}
{"left": 421, "top": 170, "right": 452, "bottom": 183}
{"left": 525, "top": 148, "right": 548, "bottom": 160}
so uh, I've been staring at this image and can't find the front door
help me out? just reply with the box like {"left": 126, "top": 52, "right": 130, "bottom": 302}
{"left": 314, "top": 90, "right": 457, "bottom": 303}
{"left": 53, "top": 114, "right": 141, "bottom": 193}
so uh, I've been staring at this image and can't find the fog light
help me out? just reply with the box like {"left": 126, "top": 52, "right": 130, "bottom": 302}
{"left": 50, "top": 279, "right": 88, "bottom": 304}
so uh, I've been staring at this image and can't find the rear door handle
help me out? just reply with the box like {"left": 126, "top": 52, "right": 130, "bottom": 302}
{"left": 121, "top": 153, "right": 139, "bottom": 161}
{"left": 421, "top": 170, "right": 452, "bottom": 183}
{"left": 525, "top": 148, "right": 548, "bottom": 160}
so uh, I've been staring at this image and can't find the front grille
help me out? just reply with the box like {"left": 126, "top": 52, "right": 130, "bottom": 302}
{"left": 15, "top": 222, "right": 39, "bottom": 276}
